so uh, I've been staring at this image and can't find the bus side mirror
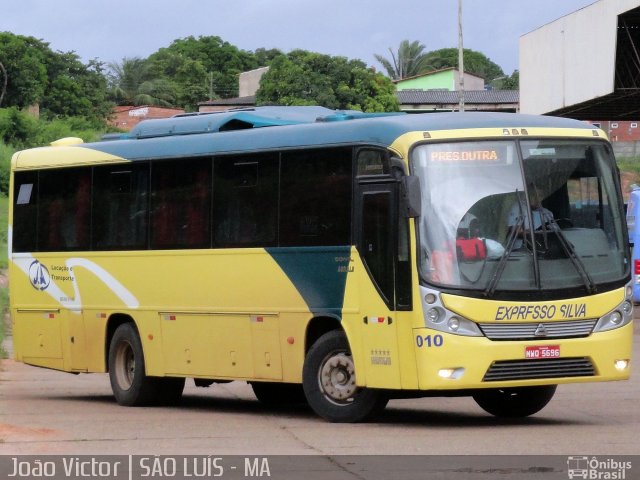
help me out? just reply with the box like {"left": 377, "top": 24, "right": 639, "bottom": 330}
{"left": 402, "top": 175, "right": 422, "bottom": 218}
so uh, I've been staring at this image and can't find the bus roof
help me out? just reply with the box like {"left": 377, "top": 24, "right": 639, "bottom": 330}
{"left": 8, "top": 108, "right": 599, "bottom": 170}
{"left": 76, "top": 108, "right": 598, "bottom": 162}
{"left": 127, "top": 106, "right": 404, "bottom": 138}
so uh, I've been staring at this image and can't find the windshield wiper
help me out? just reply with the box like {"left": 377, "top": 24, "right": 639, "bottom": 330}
{"left": 546, "top": 218, "right": 597, "bottom": 294}
{"left": 484, "top": 213, "right": 524, "bottom": 298}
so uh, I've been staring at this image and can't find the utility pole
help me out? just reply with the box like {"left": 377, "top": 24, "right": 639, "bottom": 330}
{"left": 0, "top": 60, "right": 7, "bottom": 107}
{"left": 458, "top": 0, "right": 465, "bottom": 112}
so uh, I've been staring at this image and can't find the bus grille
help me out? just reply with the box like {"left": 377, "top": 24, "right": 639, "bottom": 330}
{"left": 478, "top": 319, "right": 597, "bottom": 341}
{"left": 483, "top": 357, "right": 595, "bottom": 382}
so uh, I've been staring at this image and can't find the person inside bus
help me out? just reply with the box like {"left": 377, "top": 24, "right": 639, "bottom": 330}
{"left": 457, "top": 213, "right": 505, "bottom": 259}
{"left": 507, "top": 189, "right": 554, "bottom": 248}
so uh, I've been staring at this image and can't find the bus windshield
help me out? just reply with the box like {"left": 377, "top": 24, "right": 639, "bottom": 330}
{"left": 412, "top": 139, "right": 628, "bottom": 296}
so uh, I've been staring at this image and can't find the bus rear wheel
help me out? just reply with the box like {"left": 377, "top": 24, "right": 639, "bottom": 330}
{"left": 302, "top": 330, "right": 388, "bottom": 423}
{"left": 472, "top": 385, "right": 557, "bottom": 418}
{"left": 108, "top": 323, "right": 185, "bottom": 406}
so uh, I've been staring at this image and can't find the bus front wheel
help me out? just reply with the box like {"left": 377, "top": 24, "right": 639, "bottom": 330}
{"left": 472, "top": 385, "right": 557, "bottom": 417}
{"left": 302, "top": 330, "right": 388, "bottom": 422}
{"left": 108, "top": 323, "right": 185, "bottom": 406}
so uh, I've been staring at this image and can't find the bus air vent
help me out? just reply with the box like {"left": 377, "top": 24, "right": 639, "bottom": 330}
{"left": 483, "top": 357, "right": 595, "bottom": 382}
{"left": 479, "top": 319, "right": 597, "bottom": 341}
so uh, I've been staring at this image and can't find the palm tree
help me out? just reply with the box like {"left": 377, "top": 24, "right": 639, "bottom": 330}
{"left": 107, "top": 57, "right": 148, "bottom": 104}
{"left": 374, "top": 40, "right": 432, "bottom": 80}
{"left": 107, "top": 57, "right": 175, "bottom": 106}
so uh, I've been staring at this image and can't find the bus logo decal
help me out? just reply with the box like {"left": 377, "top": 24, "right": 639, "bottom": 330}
{"left": 534, "top": 323, "right": 548, "bottom": 337}
{"left": 29, "top": 260, "right": 50, "bottom": 291}
{"left": 17, "top": 255, "right": 139, "bottom": 310}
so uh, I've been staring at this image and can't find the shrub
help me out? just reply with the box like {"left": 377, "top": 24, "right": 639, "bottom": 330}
{"left": 0, "top": 141, "right": 16, "bottom": 195}
{"left": 0, "top": 107, "right": 38, "bottom": 148}
{"left": 0, "top": 109, "right": 109, "bottom": 194}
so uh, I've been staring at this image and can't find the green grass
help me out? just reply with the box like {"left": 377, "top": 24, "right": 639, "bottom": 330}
{"left": 0, "top": 194, "right": 7, "bottom": 359}
{"left": 0, "top": 194, "right": 7, "bottom": 269}
{"left": 617, "top": 157, "right": 640, "bottom": 177}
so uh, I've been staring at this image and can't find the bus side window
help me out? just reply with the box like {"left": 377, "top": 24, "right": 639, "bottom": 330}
{"left": 151, "top": 158, "right": 211, "bottom": 249}
{"left": 361, "top": 191, "right": 394, "bottom": 302}
{"left": 37, "top": 168, "right": 91, "bottom": 251}
{"left": 357, "top": 149, "right": 389, "bottom": 176}
{"left": 213, "top": 154, "right": 278, "bottom": 248}
{"left": 280, "top": 148, "right": 352, "bottom": 246}
{"left": 13, "top": 172, "right": 38, "bottom": 252}
{"left": 92, "top": 164, "right": 149, "bottom": 250}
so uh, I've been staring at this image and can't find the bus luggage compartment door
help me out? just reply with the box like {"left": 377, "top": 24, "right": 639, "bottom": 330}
{"left": 160, "top": 312, "right": 282, "bottom": 380}
{"left": 14, "top": 308, "right": 64, "bottom": 368}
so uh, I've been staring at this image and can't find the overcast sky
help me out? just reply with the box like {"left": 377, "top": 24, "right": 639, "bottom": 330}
{"left": 3, "top": 0, "right": 596, "bottom": 75}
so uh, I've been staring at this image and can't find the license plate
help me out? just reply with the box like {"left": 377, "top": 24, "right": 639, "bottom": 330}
{"left": 525, "top": 345, "right": 560, "bottom": 359}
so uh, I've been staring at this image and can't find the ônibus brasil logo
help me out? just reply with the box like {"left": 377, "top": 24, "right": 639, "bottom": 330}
{"left": 29, "top": 260, "right": 50, "bottom": 291}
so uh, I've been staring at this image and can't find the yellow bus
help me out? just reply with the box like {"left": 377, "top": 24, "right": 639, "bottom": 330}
{"left": 9, "top": 106, "right": 633, "bottom": 422}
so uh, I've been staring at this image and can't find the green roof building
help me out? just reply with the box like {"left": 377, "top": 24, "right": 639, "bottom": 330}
{"left": 394, "top": 67, "right": 485, "bottom": 92}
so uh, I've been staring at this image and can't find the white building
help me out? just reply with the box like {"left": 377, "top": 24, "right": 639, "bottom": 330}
{"left": 520, "top": 0, "right": 640, "bottom": 119}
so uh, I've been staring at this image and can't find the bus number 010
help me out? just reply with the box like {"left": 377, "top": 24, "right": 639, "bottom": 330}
{"left": 416, "top": 334, "right": 444, "bottom": 348}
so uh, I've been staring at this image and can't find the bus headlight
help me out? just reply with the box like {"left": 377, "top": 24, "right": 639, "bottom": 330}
{"left": 426, "top": 312, "right": 482, "bottom": 336}
{"left": 438, "top": 367, "right": 465, "bottom": 379}
{"left": 427, "top": 307, "right": 445, "bottom": 324}
{"left": 593, "top": 305, "right": 633, "bottom": 333}
{"left": 444, "top": 315, "right": 482, "bottom": 336}
{"left": 424, "top": 308, "right": 483, "bottom": 337}
{"left": 448, "top": 317, "right": 460, "bottom": 331}
{"left": 594, "top": 281, "right": 634, "bottom": 333}
{"left": 614, "top": 359, "right": 630, "bottom": 371}
{"left": 420, "top": 287, "right": 483, "bottom": 337}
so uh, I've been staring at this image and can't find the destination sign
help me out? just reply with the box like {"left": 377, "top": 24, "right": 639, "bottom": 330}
{"left": 430, "top": 150, "right": 499, "bottom": 162}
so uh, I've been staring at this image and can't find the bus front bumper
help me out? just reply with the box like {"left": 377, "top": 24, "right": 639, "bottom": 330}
{"left": 412, "top": 322, "right": 633, "bottom": 390}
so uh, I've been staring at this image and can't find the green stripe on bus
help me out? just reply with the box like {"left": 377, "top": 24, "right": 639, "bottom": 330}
{"left": 266, "top": 246, "right": 351, "bottom": 318}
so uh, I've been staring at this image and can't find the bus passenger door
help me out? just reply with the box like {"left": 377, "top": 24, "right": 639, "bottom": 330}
{"left": 355, "top": 180, "right": 407, "bottom": 389}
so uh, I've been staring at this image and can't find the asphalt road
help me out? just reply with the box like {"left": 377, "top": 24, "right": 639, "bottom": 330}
{"left": 0, "top": 320, "right": 638, "bottom": 459}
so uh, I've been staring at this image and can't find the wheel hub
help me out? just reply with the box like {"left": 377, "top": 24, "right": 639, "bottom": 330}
{"left": 319, "top": 352, "right": 357, "bottom": 403}
{"left": 115, "top": 341, "right": 135, "bottom": 390}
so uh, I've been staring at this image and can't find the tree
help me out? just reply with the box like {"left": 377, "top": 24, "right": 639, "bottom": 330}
{"left": 146, "top": 36, "right": 260, "bottom": 109}
{"left": 41, "top": 53, "right": 112, "bottom": 123}
{"left": 499, "top": 70, "right": 519, "bottom": 90}
{"left": 254, "top": 48, "right": 284, "bottom": 67}
{"left": 374, "top": 40, "right": 432, "bottom": 80}
{"left": 0, "top": 60, "right": 7, "bottom": 107}
{"left": 0, "top": 106, "right": 37, "bottom": 146}
{"left": 256, "top": 50, "right": 399, "bottom": 112}
{"left": 424, "top": 48, "right": 504, "bottom": 82}
{"left": 0, "top": 32, "right": 48, "bottom": 108}
{"left": 107, "top": 57, "right": 167, "bottom": 106}
{"left": 0, "top": 32, "right": 112, "bottom": 123}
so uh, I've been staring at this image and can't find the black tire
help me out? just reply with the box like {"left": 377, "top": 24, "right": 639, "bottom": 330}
{"left": 472, "top": 385, "right": 557, "bottom": 418}
{"left": 108, "top": 323, "right": 183, "bottom": 406}
{"left": 302, "top": 330, "right": 388, "bottom": 423}
{"left": 251, "top": 382, "right": 307, "bottom": 405}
